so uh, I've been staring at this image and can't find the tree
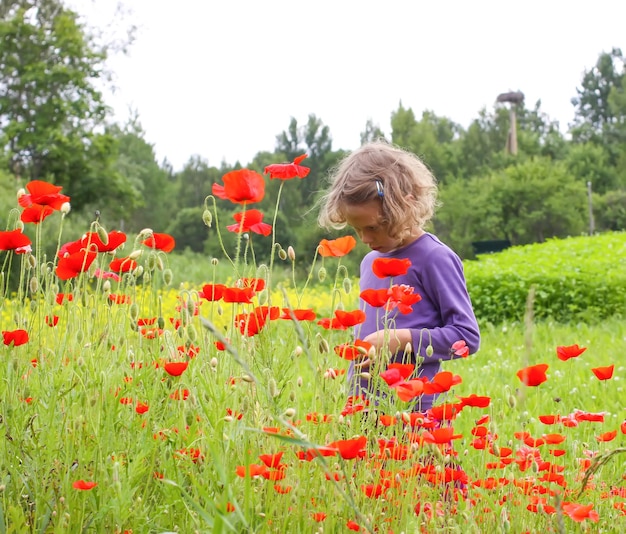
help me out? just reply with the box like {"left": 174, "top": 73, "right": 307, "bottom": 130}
{"left": 0, "top": 0, "right": 138, "bottom": 212}
{"left": 109, "top": 118, "right": 175, "bottom": 232}
{"left": 571, "top": 48, "right": 625, "bottom": 148}
{"left": 360, "top": 118, "right": 386, "bottom": 145}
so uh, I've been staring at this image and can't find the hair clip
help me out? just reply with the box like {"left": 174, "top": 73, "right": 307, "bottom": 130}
{"left": 375, "top": 179, "right": 384, "bottom": 199}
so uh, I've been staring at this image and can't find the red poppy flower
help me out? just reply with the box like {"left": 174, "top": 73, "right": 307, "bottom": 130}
{"left": 135, "top": 402, "right": 149, "bottom": 414}
{"left": 556, "top": 344, "right": 587, "bottom": 361}
{"left": 316, "top": 317, "right": 347, "bottom": 330}
{"left": 561, "top": 503, "right": 599, "bottom": 523}
{"left": 595, "top": 430, "right": 617, "bottom": 442}
{"left": 56, "top": 250, "right": 97, "bottom": 280}
{"left": 109, "top": 257, "right": 137, "bottom": 273}
{"left": 311, "top": 512, "right": 327, "bottom": 522}
{"left": 346, "top": 520, "right": 361, "bottom": 531}
{"left": 223, "top": 287, "right": 255, "bottom": 304}
{"left": 422, "top": 371, "right": 462, "bottom": 394}
{"left": 45, "top": 315, "right": 59, "bottom": 327}
{"left": 428, "top": 402, "right": 463, "bottom": 421}
{"left": 164, "top": 362, "right": 189, "bottom": 376}
{"left": 109, "top": 294, "right": 131, "bottom": 305}
{"left": 421, "top": 427, "right": 463, "bottom": 444}
{"left": 591, "top": 365, "right": 614, "bottom": 380}
{"left": 170, "top": 388, "right": 190, "bottom": 400}
{"left": 0, "top": 229, "right": 32, "bottom": 252}
{"left": 72, "top": 480, "right": 97, "bottom": 490}
{"left": 620, "top": 420, "right": 626, "bottom": 434}
{"left": 386, "top": 284, "right": 422, "bottom": 314}
{"left": 328, "top": 435, "right": 367, "bottom": 460}
{"left": 259, "top": 452, "right": 284, "bottom": 468}
{"left": 451, "top": 339, "right": 470, "bottom": 358}
{"left": 318, "top": 236, "right": 357, "bottom": 257}
{"left": 372, "top": 257, "right": 411, "bottom": 278}
{"left": 334, "top": 309, "right": 366, "bottom": 327}
{"left": 199, "top": 283, "right": 226, "bottom": 301}
{"left": 213, "top": 169, "right": 265, "bottom": 205}
{"left": 239, "top": 278, "right": 265, "bottom": 291}
{"left": 81, "top": 230, "right": 127, "bottom": 253}
{"left": 334, "top": 339, "right": 372, "bottom": 360}
{"left": 394, "top": 379, "right": 425, "bottom": 401}
{"left": 280, "top": 308, "right": 316, "bottom": 321}
{"left": 227, "top": 209, "right": 272, "bottom": 236}
{"left": 20, "top": 204, "right": 55, "bottom": 224}
{"left": 235, "top": 463, "right": 268, "bottom": 478}
{"left": 360, "top": 288, "right": 390, "bottom": 308}
{"left": 19, "top": 180, "right": 70, "bottom": 210}
{"left": 516, "top": 363, "right": 549, "bottom": 387}
{"left": 2, "top": 329, "right": 29, "bottom": 346}
{"left": 264, "top": 154, "right": 310, "bottom": 180}
{"left": 458, "top": 393, "right": 491, "bottom": 408}
{"left": 56, "top": 293, "right": 73, "bottom": 304}
{"left": 142, "top": 232, "right": 175, "bottom": 252}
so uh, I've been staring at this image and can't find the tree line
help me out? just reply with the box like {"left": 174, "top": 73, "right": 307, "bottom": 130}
{"left": 1, "top": 0, "right": 625, "bottom": 275}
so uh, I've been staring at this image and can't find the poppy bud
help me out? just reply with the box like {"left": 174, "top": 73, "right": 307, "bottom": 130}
{"left": 162, "top": 269, "right": 173, "bottom": 285}
{"left": 186, "top": 325, "right": 198, "bottom": 342}
{"left": 287, "top": 246, "right": 296, "bottom": 261}
{"left": 128, "top": 249, "right": 142, "bottom": 260}
{"left": 102, "top": 280, "right": 111, "bottom": 292}
{"left": 28, "top": 254, "right": 37, "bottom": 269}
{"left": 284, "top": 408, "right": 296, "bottom": 418}
{"left": 211, "top": 258, "right": 219, "bottom": 266}
{"left": 241, "top": 374, "right": 254, "bottom": 383}
{"left": 210, "top": 357, "right": 218, "bottom": 368}
{"left": 139, "top": 228, "right": 153, "bottom": 239}
{"left": 17, "top": 188, "right": 26, "bottom": 199}
{"left": 16, "top": 220, "right": 24, "bottom": 231}
{"left": 294, "top": 346, "right": 303, "bottom": 357}
{"left": 269, "top": 378, "right": 279, "bottom": 398}
{"left": 278, "top": 248, "right": 287, "bottom": 260}
{"left": 29, "top": 276, "right": 38, "bottom": 294}
{"left": 96, "top": 224, "right": 109, "bottom": 246}
{"left": 146, "top": 254, "right": 156, "bottom": 271}
{"left": 143, "top": 272, "right": 151, "bottom": 284}
{"left": 318, "top": 337, "right": 330, "bottom": 354}
{"left": 360, "top": 372, "right": 371, "bottom": 380}
{"left": 507, "top": 394, "right": 517, "bottom": 409}
{"left": 317, "top": 267, "right": 327, "bottom": 282}
{"left": 156, "top": 256, "right": 165, "bottom": 272}
{"left": 257, "top": 289, "right": 268, "bottom": 305}
{"left": 202, "top": 209, "right": 213, "bottom": 227}
{"left": 129, "top": 303, "right": 139, "bottom": 321}
{"left": 157, "top": 317, "right": 165, "bottom": 329}
{"left": 60, "top": 202, "right": 71, "bottom": 214}
{"left": 425, "top": 345, "right": 434, "bottom": 357}
{"left": 289, "top": 390, "right": 296, "bottom": 402}
{"left": 342, "top": 277, "right": 352, "bottom": 294}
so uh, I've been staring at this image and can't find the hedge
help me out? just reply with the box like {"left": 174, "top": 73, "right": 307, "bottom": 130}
{"left": 464, "top": 232, "right": 626, "bottom": 324}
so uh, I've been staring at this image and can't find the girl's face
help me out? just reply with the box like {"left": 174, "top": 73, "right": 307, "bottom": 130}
{"left": 343, "top": 200, "right": 404, "bottom": 253}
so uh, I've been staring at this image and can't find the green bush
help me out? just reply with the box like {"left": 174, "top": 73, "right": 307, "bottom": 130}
{"left": 464, "top": 231, "right": 626, "bottom": 324}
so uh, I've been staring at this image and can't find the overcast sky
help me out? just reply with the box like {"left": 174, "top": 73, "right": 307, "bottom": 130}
{"left": 72, "top": 0, "right": 626, "bottom": 171}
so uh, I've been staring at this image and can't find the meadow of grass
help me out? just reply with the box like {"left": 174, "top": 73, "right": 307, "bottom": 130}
{"left": 1, "top": 175, "right": 625, "bottom": 533}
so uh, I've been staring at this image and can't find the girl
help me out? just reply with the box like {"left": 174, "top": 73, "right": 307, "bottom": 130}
{"left": 318, "top": 140, "right": 480, "bottom": 412}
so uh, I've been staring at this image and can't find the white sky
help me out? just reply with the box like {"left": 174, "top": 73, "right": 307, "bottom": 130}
{"left": 72, "top": 0, "right": 626, "bottom": 171}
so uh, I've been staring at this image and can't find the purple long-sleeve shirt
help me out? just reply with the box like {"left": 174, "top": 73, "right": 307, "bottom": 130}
{"left": 350, "top": 232, "right": 480, "bottom": 411}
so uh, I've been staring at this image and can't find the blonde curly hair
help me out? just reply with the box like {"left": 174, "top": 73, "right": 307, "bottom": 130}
{"left": 318, "top": 140, "right": 439, "bottom": 240}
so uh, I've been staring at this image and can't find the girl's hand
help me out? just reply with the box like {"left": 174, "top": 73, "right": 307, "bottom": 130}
{"left": 363, "top": 328, "right": 412, "bottom": 354}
